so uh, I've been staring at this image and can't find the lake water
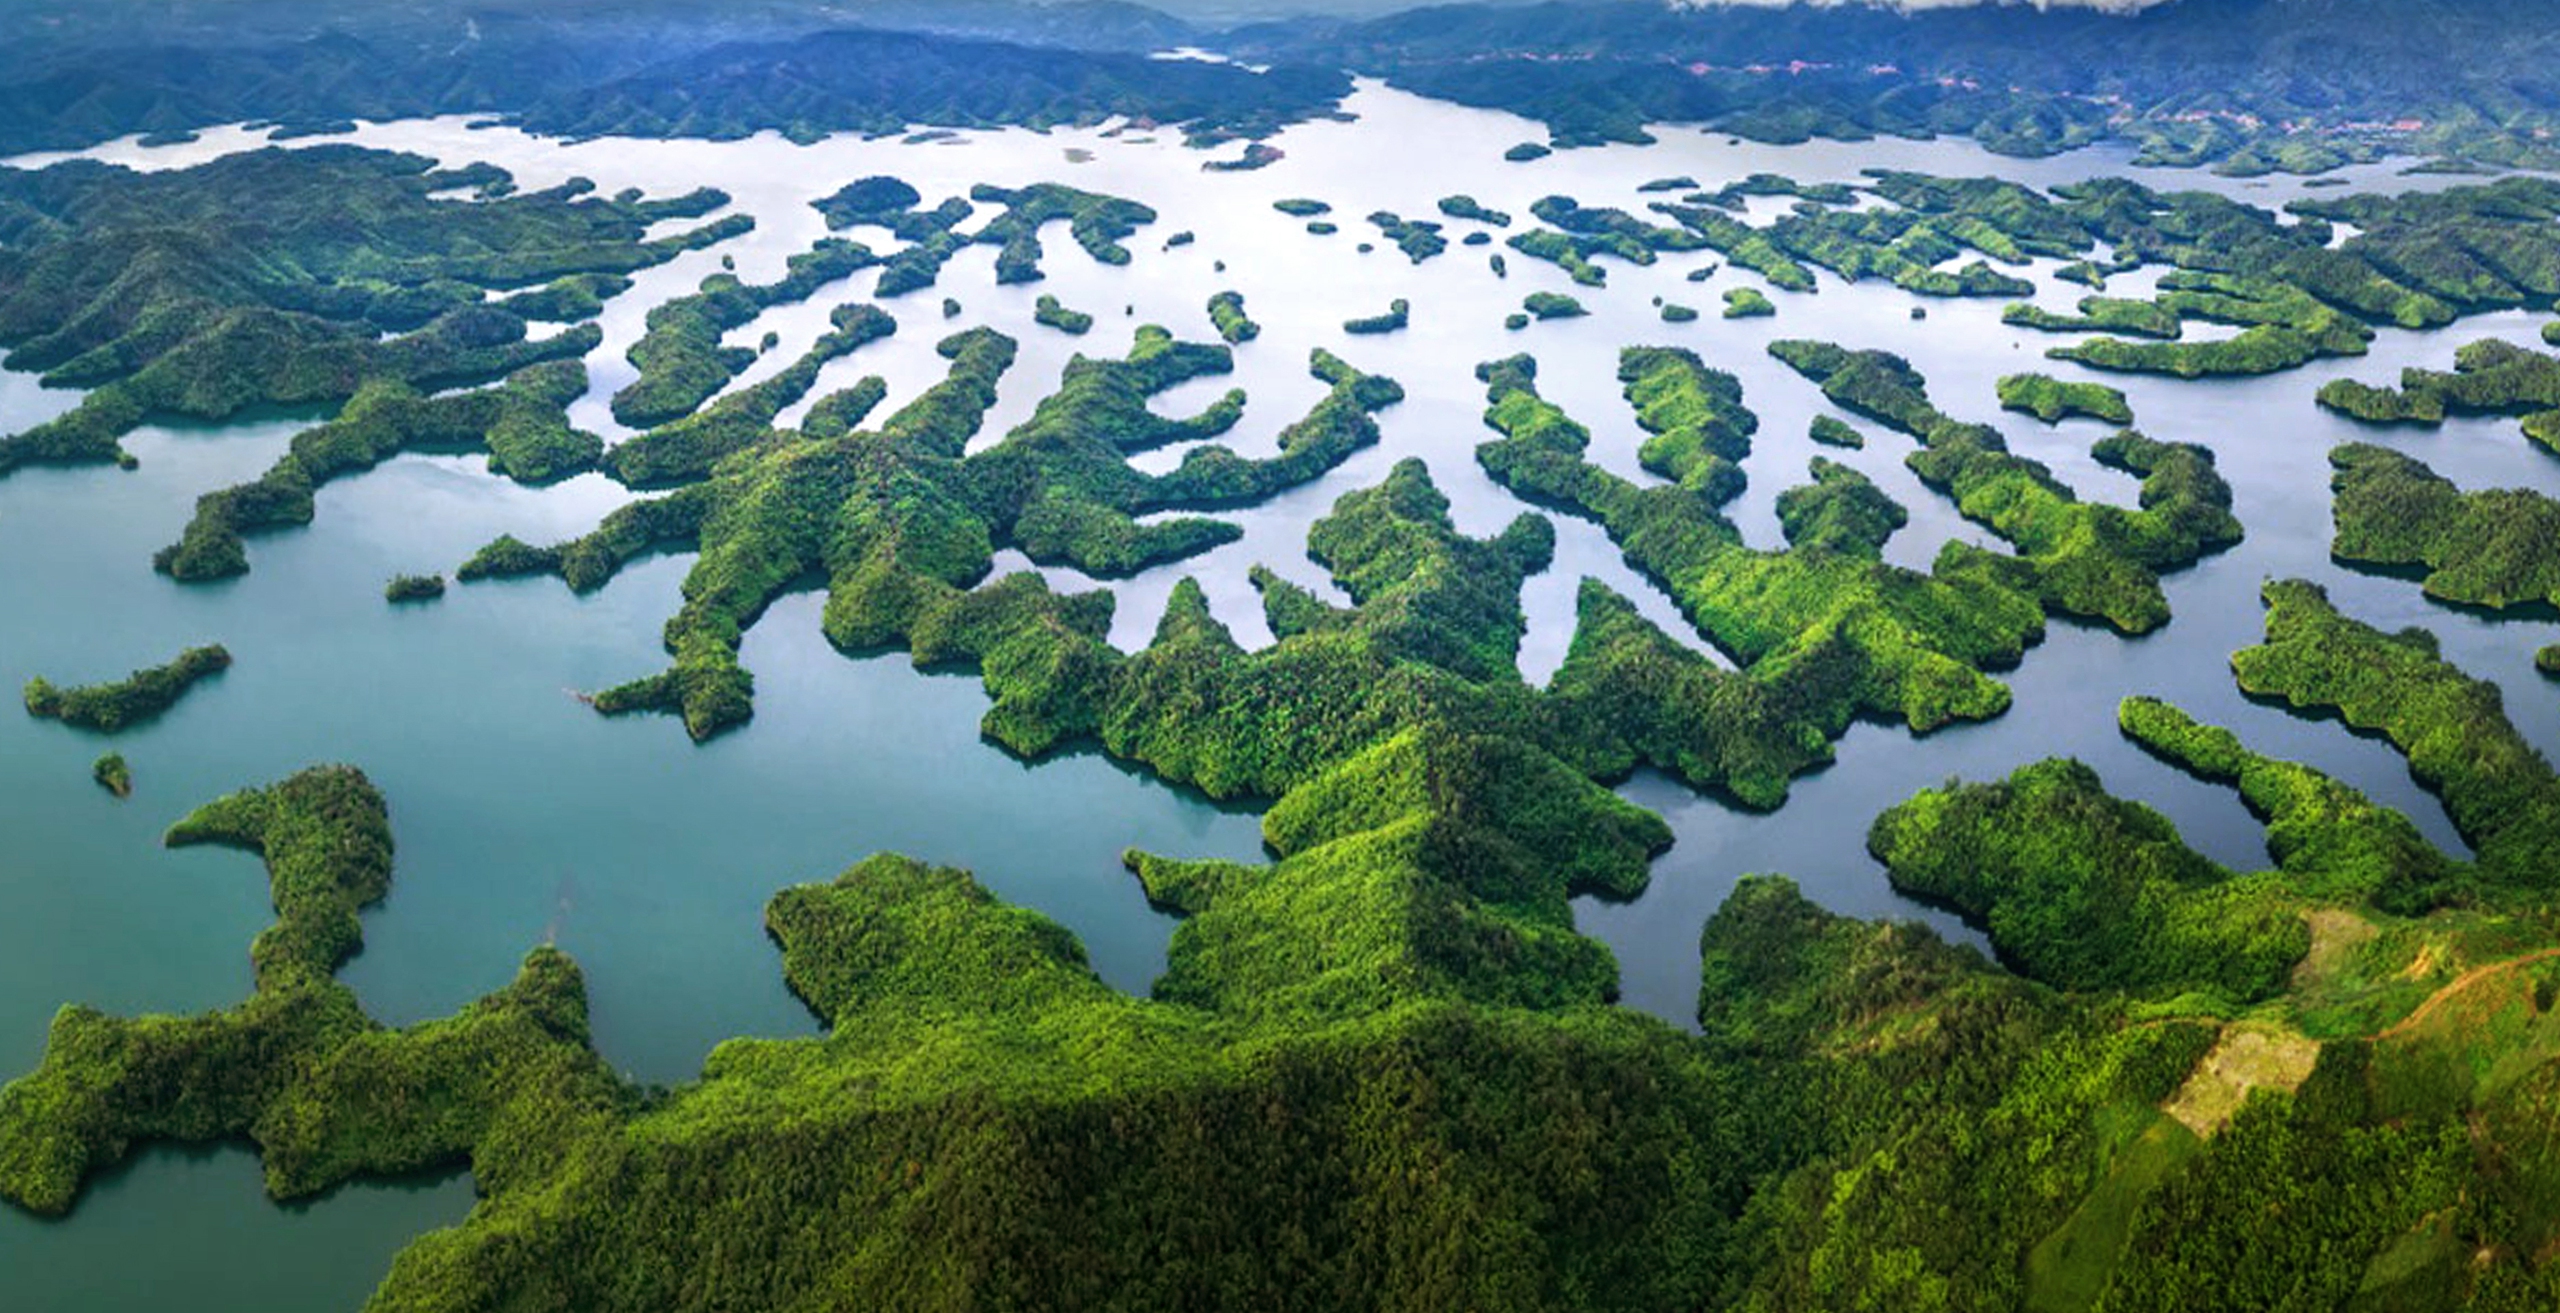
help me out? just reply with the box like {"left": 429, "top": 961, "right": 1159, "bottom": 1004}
{"left": 3, "top": 79, "right": 2555, "bottom": 1308}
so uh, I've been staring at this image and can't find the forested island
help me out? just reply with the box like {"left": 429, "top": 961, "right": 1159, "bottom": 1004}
{"left": 4, "top": 1, "right": 2560, "bottom": 1309}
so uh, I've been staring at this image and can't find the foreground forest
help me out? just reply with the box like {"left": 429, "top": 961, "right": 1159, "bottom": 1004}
{"left": 4, "top": 1, "right": 2560, "bottom": 1309}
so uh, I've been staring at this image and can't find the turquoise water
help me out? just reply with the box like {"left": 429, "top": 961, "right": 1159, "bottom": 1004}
{"left": 3, "top": 81, "right": 2556, "bottom": 1307}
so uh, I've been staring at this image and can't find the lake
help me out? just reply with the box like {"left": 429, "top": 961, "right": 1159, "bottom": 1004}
{"left": 3, "top": 78, "right": 2554, "bottom": 1309}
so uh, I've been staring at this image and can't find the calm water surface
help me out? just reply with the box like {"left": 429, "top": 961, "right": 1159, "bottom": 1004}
{"left": 2, "top": 81, "right": 2555, "bottom": 1308}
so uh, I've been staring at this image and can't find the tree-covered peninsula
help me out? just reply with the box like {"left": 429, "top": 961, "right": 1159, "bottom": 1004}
{"left": 23, "top": 644, "right": 230, "bottom": 732}
{"left": 0, "top": 147, "right": 737, "bottom": 476}
{"left": 8, "top": 571, "right": 2560, "bottom": 1309}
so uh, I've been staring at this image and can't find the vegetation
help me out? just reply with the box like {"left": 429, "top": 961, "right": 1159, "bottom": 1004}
{"left": 157, "top": 359, "right": 605, "bottom": 581}
{"left": 1775, "top": 457, "right": 1905, "bottom": 557}
{"left": 2329, "top": 444, "right": 2560, "bottom": 612}
{"left": 462, "top": 326, "right": 1401, "bottom": 740}
{"left": 605, "top": 305, "right": 896, "bottom": 487}
{"left": 1722, "top": 286, "right": 1775, "bottom": 319}
{"left": 91, "top": 753, "right": 130, "bottom": 799}
{"left": 2317, "top": 338, "right": 2560, "bottom": 454}
{"left": 2232, "top": 579, "right": 2560, "bottom": 885}
{"left": 1436, "top": 194, "right": 1511, "bottom": 227}
{"left": 1271, "top": 198, "right": 1330, "bottom": 217}
{"left": 0, "top": 148, "right": 730, "bottom": 476}
{"left": 0, "top": 766, "right": 623, "bottom": 1220}
{"left": 1476, "top": 349, "right": 2040, "bottom": 805}
{"left": 1522, "top": 291, "right": 1585, "bottom": 320}
{"left": 1769, "top": 339, "right": 2241, "bottom": 631}
{"left": 1342, "top": 298, "right": 1409, "bottom": 335}
{"left": 1245, "top": 0, "right": 2560, "bottom": 174}
{"left": 23, "top": 645, "right": 231, "bottom": 733}
{"left": 1659, "top": 301, "right": 1698, "bottom": 323}
{"left": 1206, "top": 290, "right": 1257, "bottom": 343}
{"left": 1365, "top": 211, "right": 1446, "bottom": 263}
{"left": 384, "top": 574, "right": 446, "bottom": 604}
{"left": 1808, "top": 414, "right": 1864, "bottom": 449}
{"left": 1875, "top": 757, "right": 2307, "bottom": 1000}
{"left": 2000, "top": 372, "right": 2134, "bottom": 425}
{"left": 611, "top": 239, "right": 876, "bottom": 426}
{"left": 1503, "top": 195, "right": 1705, "bottom": 287}
{"left": 1033, "top": 293, "right": 1093, "bottom": 335}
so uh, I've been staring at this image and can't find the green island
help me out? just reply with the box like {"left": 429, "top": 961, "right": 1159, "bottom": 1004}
{"left": 456, "top": 324, "right": 1378, "bottom": 741}
{"left": 1033, "top": 293, "right": 1094, "bottom": 335}
{"left": 2317, "top": 338, "right": 2560, "bottom": 454}
{"left": 1474, "top": 348, "right": 2037, "bottom": 802}
{"left": 1435, "top": 194, "right": 1511, "bottom": 226}
{"left": 2328, "top": 444, "right": 2560, "bottom": 612}
{"left": 384, "top": 574, "right": 446, "bottom": 604}
{"left": 1521, "top": 291, "right": 1585, "bottom": 320}
{"left": 1365, "top": 211, "right": 1446, "bottom": 263}
{"left": 611, "top": 238, "right": 877, "bottom": 426}
{"left": 155, "top": 360, "right": 601, "bottom": 580}
{"left": 1504, "top": 194, "right": 1704, "bottom": 286}
{"left": 605, "top": 306, "right": 897, "bottom": 487}
{"left": 1775, "top": 457, "right": 1906, "bottom": 556}
{"left": 11, "top": 8, "right": 2560, "bottom": 1306}
{"left": 23, "top": 645, "right": 232, "bottom": 733}
{"left": 1769, "top": 338, "right": 2241, "bottom": 632}
{"left": 1999, "top": 372, "right": 2135, "bottom": 425}
{"left": 1808, "top": 414, "right": 1865, "bottom": 449}
{"left": 0, "top": 148, "right": 735, "bottom": 476}
{"left": 1206, "top": 290, "right": 1258, "bottom": 343}
{"left": 1341, "top": 298, "right": 1409, "bottom": 335}
{"left": 814, "top": 178, "right": 1158, "bottom": 299}
{"left": 90, "top": 753, "right": 130, "bottom": 799}
{"left": 13, "top": 561, "right": 2560, "bottom": 1307}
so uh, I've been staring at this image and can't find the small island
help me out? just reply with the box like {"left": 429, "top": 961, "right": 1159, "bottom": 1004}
{"left": 1998, "top": 373, "right": 2135, "bottom": 425}
{"left": 24, "top": 645, "right": 233, "bottom": 733}
{"left": 385, "top": 574, "right": 448, "bottom": 603}
{"left": 1723, "top": 287, "right": 1776, "bottom": 318}
{"left": 1522, "top": 291, "right": 1585, "bottom": 320}
{"left": 1034, "top": 294, "right": 1093, "bottom": 335}
{"left": 1436, "top": 195, "right": 1512, "bottom": 227}
{"left": 92, "top": 753, "right": 132, "bottom": 799}
{"left": 1809, "top": 415, "right": 1866, "bottom": 449}
{"left": 1208, "top": 290, "right": 1259, "bottom": 344}
{"left": 1343, "top": 298, "right": 1410, "bottom": 335}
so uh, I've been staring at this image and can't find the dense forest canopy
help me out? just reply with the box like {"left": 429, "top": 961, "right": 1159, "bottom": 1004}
{"left": 6, "top": 0, "right": 2560, "bottom": 1309}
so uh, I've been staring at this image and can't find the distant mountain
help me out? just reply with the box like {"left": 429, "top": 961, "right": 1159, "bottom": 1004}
{"left": 0, "top": 3, "right": 1349, "bottom": 157}
{"left": 1228, "top": 0, "right": 2560, "bottom": 171}
{"left": 0, "top": 0, "right": 2548, "bottom": 170}
{"left": 516, "top": 27, "right": 1349, "bottom": 144}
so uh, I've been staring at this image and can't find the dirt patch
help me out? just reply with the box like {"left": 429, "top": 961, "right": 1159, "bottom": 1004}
{"left": 2294, "top": 908, "right": 2380, "bottom": 989}
{"left": 2381, "top": 948, "right": 2560, "bottom": 1043}
{"left": 2164, "top": 1024, "right": 2322, "bottom": 1137}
